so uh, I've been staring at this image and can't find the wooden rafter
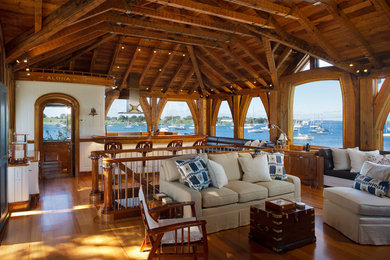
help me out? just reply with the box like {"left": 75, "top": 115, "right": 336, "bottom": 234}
{"left": 6, "top": 0, "right": 105, "bottom": 63}
{"left": 140, "top": 44, "right": 161, "bottom": 85}
{"left": 276, "top": 47, "right": 292, "bottom": 72}
{"left": 34, "top": 0, "right": 42, "bottom": 33}
{"left": 175, "top": 67, "right": 194, "bottom": 93}
{"left": 108, "top": 36, "right": 124, "bottom": 75}
{"left": 293, "top": 53, "right": 311, "bottom": 73}
{"left": 90, "top": 48, "right": 98, "bottom": 73}
{"left": 326, "top": 1, "right": 382, "bottom": 67}
{"left": 200, "top": 66, "right": 231, "bottom": 93}
{"left": 164, "top": 56, "right": 190, "bottom": 93}
{"left": 262, "top": 36, "right": 279, "bottom": 88}
{"left": 272, "top": 42, "right": 280, "bottom": 54}
{"left": 220, "top": 43, "right": 268, "bottom": 87}
{"left": 235, "top": 38, "right": 270, "bottom": 74}
{"left": 203, "top": 47, "right": 256, "bottom": 89}
{"left": 370, "top": 0, "right": 390, "bottom": 22}
{"left": 151, "top": 44, "right": 181, "bottom": 90}
{"left": 150, "top": 0, "right": 273, "bottom": 28}
{"left": 187, "top": 46, "right": 206, "bottom": 95}
{"left": 120, "top": 39, "right": 142, "bottom": 90}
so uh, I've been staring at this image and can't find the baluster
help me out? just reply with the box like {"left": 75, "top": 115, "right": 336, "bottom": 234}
{"left": 100, "top": 158, "right": 114, "bottom": 222}
{"left": 89, "top": 152, "right": 102, "bottom": 204}
{"left": 117, "top": 162, "right": 121, "bottom": 209}
{"left": 125, "top": 161, "right": 128, "bottom": 208}
{"left": 132, "top": 161, "right": 135, "bottom": 207}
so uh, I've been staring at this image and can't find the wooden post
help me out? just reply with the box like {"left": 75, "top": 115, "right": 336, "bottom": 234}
{"left": 100, "top": 158, "right": 114, "bottom": 222}
{"left": 89, "top": 152, "right": 101, "bottom": 204}
{"left": 198, "top": 98, "right": 207, "bottom": 135}
{"left": 359, "top": 76, "right": 375, "bottom": 150}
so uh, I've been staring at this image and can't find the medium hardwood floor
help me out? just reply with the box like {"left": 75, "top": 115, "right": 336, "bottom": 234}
{"left": 0, "top": 175, "right": 389, "bottom": 260}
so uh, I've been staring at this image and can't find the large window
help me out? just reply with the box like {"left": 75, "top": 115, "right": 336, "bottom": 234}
{"left": 244, "top": 97, "right": 269, "bottom": 141}
{"left": 383, "top": 114, "right": 390, "bottom": 150}
{"left": 216, "top": 101, "right": 233, "bottom": 138}
{"left": 160, "top": 101, "right": 194, "bottom": 134}
{"left": 43, "top": 104, "right": 71, "bottom": 141}
{"left": 293, "top": 80, "right": 343, "bottom": 147}
{"left": 106, "top": 99, "right": 146, "bottom": 133}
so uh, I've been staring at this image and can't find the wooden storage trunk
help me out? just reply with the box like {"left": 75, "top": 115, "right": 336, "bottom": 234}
{"left": 249, "top": 203, "right": 316, "bottom": 253}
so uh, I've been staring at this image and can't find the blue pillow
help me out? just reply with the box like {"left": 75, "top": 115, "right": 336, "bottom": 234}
{"left": 175, "top": 155, "right": 211, "bottom": 191}
{"left": 353, "top": 174, "right": 389, "bottom": 197}
{"left": 254, "top": 150, "right": 287, "bottom": 180}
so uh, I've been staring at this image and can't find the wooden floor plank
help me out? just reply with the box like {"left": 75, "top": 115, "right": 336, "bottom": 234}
{"left": 0, "top": 176, "right": 389, "bottom": 259}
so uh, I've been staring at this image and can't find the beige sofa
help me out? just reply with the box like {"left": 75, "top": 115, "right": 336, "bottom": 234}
{"left": 323, "top": 187, "right": 390, "bottom": 245}
{"left": 159, "top": 152, "right": 301, "bottom": 233}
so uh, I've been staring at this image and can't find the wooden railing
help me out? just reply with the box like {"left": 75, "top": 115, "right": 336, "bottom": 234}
{"left": 89, "top": 144, "right": 242, "bottom": 222}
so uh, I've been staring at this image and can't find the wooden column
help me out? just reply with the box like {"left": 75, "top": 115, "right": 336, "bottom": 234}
{"left": 198, "top": 98, "right": 207, "bottom": 135}
{"left": 100, "top": 158, "right": 114, "bottom": 222}
{"left": 89, "top": 152, "right": 102, "bottom": 205}
{"left": 231, "top": 95, "right": 243, "bottom": 138}
{"left": 359, "top": 76, "right": 376, "bottom": 150}
{"left": 151, "top": 97, "right": 158, "bottom": 132}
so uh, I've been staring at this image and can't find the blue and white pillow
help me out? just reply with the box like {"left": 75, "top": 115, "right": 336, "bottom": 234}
{"left": 175, "top": 155, "right": 211, "bottom": 191}
{"left": 254, "top": 150, "right": 287, "bottom": 180}
{"left": 353, "top": 174, "right": 389, "bottom": 197}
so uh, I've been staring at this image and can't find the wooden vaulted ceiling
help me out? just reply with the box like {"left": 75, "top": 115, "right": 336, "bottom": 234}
{"left": 1, "top": 0, "right": 390, "bottom": 99}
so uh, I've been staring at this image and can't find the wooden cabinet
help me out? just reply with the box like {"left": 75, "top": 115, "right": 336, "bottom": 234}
{"left": 283, "top": 151, "right": 324, "bottom": 189}
{"left": 7, "top": 164, "right": 29, "bottom": 203}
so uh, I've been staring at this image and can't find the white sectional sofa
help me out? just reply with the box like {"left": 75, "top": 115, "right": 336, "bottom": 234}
{"left": 159, "top": 152, "right": 301, "bottom": 233}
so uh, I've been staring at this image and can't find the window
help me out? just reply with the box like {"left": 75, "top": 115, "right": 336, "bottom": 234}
{"left": 160, "top": 101, "right": 194, "bottom": 134}
{"left": 105, "top": 99, "right": 146, "bottom": 133}
{"left": 216, "top": 101, "right": 233, "bottom": 138}
{"left": 375, "top": 78, "right": 386, "bottom": 93}
{"left": 383, "top": 114, "right": 390, "bottom": 150}
{"left": 244, "top": 97, "right": 269, "bottom": 141}
{"left": 293, "top": 80, "right": 343, "bottom": 147}
{"left": 43, "top": 104, "right": 71, "bottom": 141}
{"left": 318, "top": 59, "right": 333, "bottom": 68}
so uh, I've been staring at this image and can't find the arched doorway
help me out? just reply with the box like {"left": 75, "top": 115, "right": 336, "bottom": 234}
{"left": 35, "top": 93, "right": 80, "bottom": 177}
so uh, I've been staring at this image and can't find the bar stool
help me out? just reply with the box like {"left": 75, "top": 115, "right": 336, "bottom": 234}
{"left": 192, "top": 138, "right": 207, "bottom": 154}
{"left": 104, "top": 141, "right": 122, "bottom": 158}
{"left": 167, "top": 140, "right": 183, "bottom": 155}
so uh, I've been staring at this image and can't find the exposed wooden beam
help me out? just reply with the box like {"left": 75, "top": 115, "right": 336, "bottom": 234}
{"left": 34, "top": 0, "right": 42, "bottom": 33}
{"left": 140, "top": 44, "right": 161, "bottom": 85}
{"left": 6, "top": 0, "right": 105, "bottom": 63}
{"left": 200, "top": 66, "right": 231, "bottom": 93}
{"left": 120, "top": 40, "right": 142, "bottom": 90}
{"left": 276, "top": 47, "right": 292, "bottom": 71}
{"left": 326, "top": 0, "right": 382, "bottom": 68}
{"left": 187, "top": 46, "right": 206, "bottom": 95}
{"left": 175, "top": 67, "right": 194, "bottom": 93}
{"left": 108, "top": 36, "right": 124, "bottom": 75}
{"left": 151, "top": 44, "right": 181, "bottom": 90}
{"left": 294, "top": 53, "right": 311, "bottom": 73}
{"left": 223, "top": 0, "right": 298, "bottom": 19}
{"left": 262, "top": 36, "right": 279, "bottom": 88}
{"left": 220, "top": 43, "right": 269, "bottom": 87}
{"left": 164, "top": 56, "right": 190, "bottom": 93}
{"left": 90, "top": 48, "right": 98, "bottom": 73}
{"left": 150, "top": 0, "right": 273, "bottom": 28}
{"left": 203, "top": 48, "right": 256, "bottom": 89}
{"left": 272, "top": 42, "right": 280, "bottom": 54}
{"left": 235, "top": 38, "right": 270, "bottom": 74}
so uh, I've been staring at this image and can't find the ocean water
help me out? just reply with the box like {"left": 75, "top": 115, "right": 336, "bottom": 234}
{"left": 44, "top": 121, "right": 390, "bottom": 149}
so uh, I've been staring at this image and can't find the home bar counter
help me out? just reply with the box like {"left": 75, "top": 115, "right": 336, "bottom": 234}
{"left": 92, "top": 133, "right": 207, "bottom": 145}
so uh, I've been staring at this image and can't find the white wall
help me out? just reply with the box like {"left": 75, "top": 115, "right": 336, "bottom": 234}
{"left": 15, "top": 80, "right": 106, "bottom": 172}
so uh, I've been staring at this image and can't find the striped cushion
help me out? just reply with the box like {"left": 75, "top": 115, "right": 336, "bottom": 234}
{"left": 175, "top": 155, "right": 211, "bottom": 191}
{"left": 353, "top": 174, "right": 389, "bottom": 197}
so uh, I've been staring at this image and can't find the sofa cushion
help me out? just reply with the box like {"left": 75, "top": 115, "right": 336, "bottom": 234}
{"left": 207, "top": 159, "right": 228, "bottom": 188}
{"left": 200, "top": 187, "right": 238, "bottom": 208}
{"left": 324, "top": 169, "right": 357, "bottom": 180}
{"left": 318, "top": 148, "right": 334, "bottom": 170}
{"left": 360, "top": 161, "right": 390, "bottom": 197}
{"left": 323, "top": 187, "right": 390, "bottom": 217}
{"left": 352, "top": 174, "right": 389, "bottom": 198}
{"left": 208, "top": 152, "right": 241, "bottom": 181}
{"left": 161, "top": 153, "right": 208, "bottom": 181}
{"left": 367, "top": 153, "right": 390, "bottom": 165}
{"left": 348, "top": 149, "right": 379, "bottom": 173}
{"left": 238, "top": 154, "right": 271, "bottom": 182}
{"left": 256, "top": 180, "right": 295, "bottom": 197}
{"left": 175, "top": 155, "right": 211, "bottom": 191}
{"left": 225, "top": 181, "right": 268, "bottom": 203}
{"left": 331, "top": 147, "right": 357, "bottom": 170}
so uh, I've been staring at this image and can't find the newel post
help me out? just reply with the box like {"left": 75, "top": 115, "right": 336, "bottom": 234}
{"left": 99, "top": 158, "right": 114, "bottom": 222}
{"left": 89, "top": 152, "right": 102, "bottom": 204}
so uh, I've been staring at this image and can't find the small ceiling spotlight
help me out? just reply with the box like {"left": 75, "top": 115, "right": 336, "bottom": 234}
{"left": 168, "top": 52, "right": 171, "bottom": 55}
{"left": 16, "top": 60, "right": 20, "bottom": 64}
{"left": 349, "top": 63, "right": 354, "bottom": 67}
{"left": 161, "top": 88, "right": 163, "bottom": 91}
{"left": 121, "top": 46, "right": 125, "bottom": 49}
{"left": 159, "top": 68, "right": 162, "bottom": 71}
{"left": 146, "top": 88, "right": 149, "bottom": 91}
{"left": 182, "top": 53, "right": 186, "bottom": 56}
{"left": 27, "top": 72, "right": 30, "bottom": 76}
{"left": 356, "top": 69, "right": 360, "bottom": 73}
{"left": 363, "top": 68, "right": 368, "bottom": 73}
{"left": 269, "top": 84, "right": 273, "bottom": 87}
{"left": 26, "top": 68, "right": 30, "bottom": 72}
{"left": 23, "top": 59, "right": 28, "bottom": 63}
{"left": 117, "top": 65, "right": 120, "bottom": 68}
{"left": 230, "top": 85, "right": 233, "bottom": 89}
{"left": 153, "top": 50, "right": 157, "bottom": 53}
{"left": 253, "top": 81, "right": 256, "bottom": 84}
{"left": 138, "top": 48, "right": 141, "bottom": 51}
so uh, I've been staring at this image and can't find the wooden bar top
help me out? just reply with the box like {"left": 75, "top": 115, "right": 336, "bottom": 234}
{"left": 92, "top": 134, "right": 207, "bottom": 144}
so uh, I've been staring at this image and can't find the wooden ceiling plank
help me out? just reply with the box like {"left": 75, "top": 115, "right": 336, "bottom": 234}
{"left": 140, "top": 44, "right": 161, "bottom": 85}
{"left": 187, "top": 46, "right": 206, "bottom": 95}
{"left": 200, "top": 67, "right": 231, "bottom": 93}
{"left": 90, "top": 48, "right": 99, "bottom": 73}
{"left": 108, "top": 36, "right": 124, "bottom": 75}
{"left": 327, "top": 1, "right": 382, "bottom": 67}
{"left": 164, "top": 56, "right": 190, "bottom": 93}
{"left": 276, "top": 47, "right": 292, "bottom": 71}
{"left": 6, "top": 0, "right": 105, "bottom": 63}
{"left": 220, "top": 43, "right": 269, "bottom": 87}
{"left": 370, "top": 0, "right": 390, "bottom": 22}
{"left": 34, "top": 0, "right": 42, "bottom": 33}
{"left": 151, "top": 44, "right": 181, "bottom": 89}
{"left": 120, "top": 39, "right": 142, "bottom": 90}
{"left": 223, "top": 0, "right": 298, "bottom": 19}
{"left": 150, "top": 0, "right": 273, "bottom": 28}
{"left": 176, "top": 67, "right": 194, "bottom": 94}
{"left": 196, "top": 51, "right": 242, "bottom": 91}
{"left": 262, "top": 36, "right": 279, "bottom": 88}
{"left": 235, "top": 38, "right": 270, "bottom": 75}
{"left": 203, "top": 47, "right": 256, "bottom": 89}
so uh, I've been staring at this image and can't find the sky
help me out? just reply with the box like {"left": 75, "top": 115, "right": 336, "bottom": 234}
{"left": 106, "top": 80, "right": 343, "bottom": 120}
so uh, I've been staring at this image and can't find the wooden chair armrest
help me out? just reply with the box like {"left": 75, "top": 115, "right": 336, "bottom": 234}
{"left": 150, "top": 220, "right": 207, "bottom": 235}
{"left": 149, "top": 201, "right": 196, "bottom": 216}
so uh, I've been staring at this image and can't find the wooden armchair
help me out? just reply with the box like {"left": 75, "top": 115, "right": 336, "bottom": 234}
{"left": 139, "top": 187, "right": 208, "bottom": 259}
{"left": 167, "top": 140, "right": 183, "bottom": 155}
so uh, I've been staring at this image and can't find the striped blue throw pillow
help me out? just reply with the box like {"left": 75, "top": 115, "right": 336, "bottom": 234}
{"left": 175, "top": 155, "right": 211, "bottom": 191}
{"left": 353, "top": 174, "right": 389, "bottom": 197}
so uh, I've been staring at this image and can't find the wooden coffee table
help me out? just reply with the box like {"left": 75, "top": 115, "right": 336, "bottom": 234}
{"left": 249, "top": 202, "right": 316, "bottom": 253}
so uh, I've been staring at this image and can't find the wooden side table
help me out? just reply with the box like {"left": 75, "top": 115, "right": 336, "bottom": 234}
{"left": 249, "top": 203, "right": 316, "bottom": 253}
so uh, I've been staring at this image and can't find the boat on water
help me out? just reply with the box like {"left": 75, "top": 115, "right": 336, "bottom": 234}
{"left": 294, "top": 133, "right": 314, "bottom": 141}
{"left": 248, "top": 128, "right": 264, "bottom": 133}
{"left": 189, "top": 126, "right": 195, "bottom": 129}
{"left": 175, "top": 125, "right": 185, "bottom": 130}
{"left": 160, "top": 127, "right": 169, "bottom": 132}
{"left": 384, "top": 133, "right": 390, "bottom": 137}
{"left": 244, "top": 124, "right": 255, "bottom": 129}
{"left": 316, "top": 128, "right": 330, "bottom": 134}
{"left": 124, "top": 124, "right": 133, "bottom": 128}
{"left": 261, "top": 125, "right": 270, "bottom": 131}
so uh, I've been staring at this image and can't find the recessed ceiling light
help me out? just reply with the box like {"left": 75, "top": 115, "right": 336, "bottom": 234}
{"left": 349, "top": 63, "right": 353, "bottom": 67}
{"left": 16, "top": 60, "right": 20, "bottom": 64}
{"left": 23, "top": 59, "right": 28, "bottom": 63}
{"left": 117, "top": 66, "right": 120, "bottom": 68}
{"left": 364, "top": 69, "right": 368, "bottom": 73}
{"left": 138, "top": 48, "right": 141, "bottom": 51}
{"left": 121, "top": 46, "right": 124, "bottom": 49}
{"left": 153, "top": 50, "right": 157, "bottom": 53}
{"left": 356, "top": 69, "right": 360, "bottom": 73}
{"left": 159, "top": 69, "right": 162, "bottom": 71}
